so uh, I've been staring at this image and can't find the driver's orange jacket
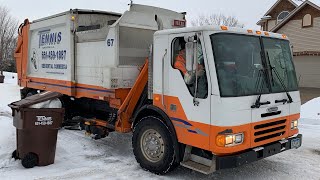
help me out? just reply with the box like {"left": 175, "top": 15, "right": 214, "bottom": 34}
{"left": 174, "top": 50, "right": 187, "bottom": 74}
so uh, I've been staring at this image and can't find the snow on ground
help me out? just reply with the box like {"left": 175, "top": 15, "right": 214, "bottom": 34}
{"left": 0, "top": 72, "right": 320, "bottom": 180}
{"left": 301, "top": 97, "right": 320, "bottom": 125}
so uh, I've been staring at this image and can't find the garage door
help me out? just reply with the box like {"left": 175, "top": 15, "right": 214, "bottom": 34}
{"left": 293, "top": 56, "right": 320, "bottom": 88}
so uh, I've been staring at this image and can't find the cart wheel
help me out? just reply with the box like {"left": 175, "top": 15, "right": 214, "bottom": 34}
{"left": 11, "top": 150, "right": 19, "bottom": 160}
{"left": 21, "top": 153, "right": 38, "bottom": 168}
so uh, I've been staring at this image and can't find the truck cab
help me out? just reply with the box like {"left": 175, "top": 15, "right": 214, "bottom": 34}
{"left": 137, "top": 26, "right": 302, "bottom": 174}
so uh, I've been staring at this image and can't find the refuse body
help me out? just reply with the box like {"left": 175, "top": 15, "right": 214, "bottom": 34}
{"left": 9, "top": 91, "right": 64, "bottom": 168}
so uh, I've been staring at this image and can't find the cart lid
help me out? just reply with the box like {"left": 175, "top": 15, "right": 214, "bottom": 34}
{"left": 8, "top": 92, "right": 63, "bottom": 109}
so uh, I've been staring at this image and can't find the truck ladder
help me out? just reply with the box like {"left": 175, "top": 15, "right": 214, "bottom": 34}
{"left": 180, "top": 146, "right": 217, "bottom": 174}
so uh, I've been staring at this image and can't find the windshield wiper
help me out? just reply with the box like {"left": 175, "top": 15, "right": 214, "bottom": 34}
{"left": 266, "top": 52, "right": 293, "bottom": 104}
{"left": 271, "top": 67, "right": 293, "bottom": 103}
{"left": 251, "top": 69, "right": 271, "bottom": 109}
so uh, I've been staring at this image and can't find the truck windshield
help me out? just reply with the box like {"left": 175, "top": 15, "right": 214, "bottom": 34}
{"left": 211, "top": 33, "right": 298, "bottom": 97}
{"left": 262, "top": 37, "right": 298, "bottom": 93}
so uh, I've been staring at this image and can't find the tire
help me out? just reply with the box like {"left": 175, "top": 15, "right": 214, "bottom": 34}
{"left": 24, "top": 90, "right": 38, "bottom": 98}
{"left": 20, "top": 88, "right": 37, "bottom": 99}
{"left": 59, "top": 96, "right": 75, "bottom": 127}
{"left": 132, "top": 116, "right": 177, "bottom": 175}
{"left": 21, "top": 153, "right": 38, "bottom": 168}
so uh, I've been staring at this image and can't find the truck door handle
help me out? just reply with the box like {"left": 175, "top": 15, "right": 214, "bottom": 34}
{"left": 260, "top": 101, "right": 271, "bottom": 106}
{"left": 275, "top": 99, "right": 287, "bottom": 104}
{"left": 251, "top": 101, "right": 271, "bottom": 108}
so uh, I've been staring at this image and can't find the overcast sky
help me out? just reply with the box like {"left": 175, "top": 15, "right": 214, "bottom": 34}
{"left": 0, "top": 0, "right": 280, "bottom": 29}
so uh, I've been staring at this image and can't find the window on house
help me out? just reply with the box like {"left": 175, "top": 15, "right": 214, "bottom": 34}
{"left": 303, "top": 14, "right": 312, "bottom": 27}
{"left": 277, "top": 11, "right": 290, "bottom": 23}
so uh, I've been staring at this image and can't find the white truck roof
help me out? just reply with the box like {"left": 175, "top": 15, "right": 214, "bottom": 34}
{"left": 155, "top": 25, "right": 288, "bottom": 40}
{"left": 32, "top": 9, "right": 122, "bottom": 23}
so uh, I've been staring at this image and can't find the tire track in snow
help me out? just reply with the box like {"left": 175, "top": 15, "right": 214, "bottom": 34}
{"left": 34, "top": 168, "right": 105, "bottom": 180}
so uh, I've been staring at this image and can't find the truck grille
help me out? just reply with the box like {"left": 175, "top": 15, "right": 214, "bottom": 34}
{"left": 253, "top": 119, "right": 286, "bottom": 143}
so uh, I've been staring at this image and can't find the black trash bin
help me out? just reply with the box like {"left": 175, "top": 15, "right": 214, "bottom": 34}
{"left": 9, "top": 92, "right": 64, "bottom": 168}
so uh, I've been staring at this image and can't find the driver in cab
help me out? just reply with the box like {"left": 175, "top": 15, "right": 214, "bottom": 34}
{"left": 174, "top": 40, "right": 207, "bottom": 98}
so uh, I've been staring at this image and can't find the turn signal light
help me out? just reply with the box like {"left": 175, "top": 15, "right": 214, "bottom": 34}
{"left": 221, "top": 26, "right": 228, "bottom": 31}
{"left": 216, "top": 133, "right": 244, "bottom": 147}
{"left": 216, "top": 135, "right": 226, "bottom": 147}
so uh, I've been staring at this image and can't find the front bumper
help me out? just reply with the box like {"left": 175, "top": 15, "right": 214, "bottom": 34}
{"left": 216, "top": 134, "right": 302, "bottom": 170}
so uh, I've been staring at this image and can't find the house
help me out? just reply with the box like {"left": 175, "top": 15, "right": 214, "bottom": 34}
{"left": 257, "top": 0, "right": 320, "bottom": 89}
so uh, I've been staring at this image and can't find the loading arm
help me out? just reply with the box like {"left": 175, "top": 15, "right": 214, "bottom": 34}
{"left": 115, "top": 60, "right": 149, "bottom": 133}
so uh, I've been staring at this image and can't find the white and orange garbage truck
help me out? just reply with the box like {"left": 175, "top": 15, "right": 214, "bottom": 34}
{"left": 14, "top": 4, "right": 302, "bottom": 175}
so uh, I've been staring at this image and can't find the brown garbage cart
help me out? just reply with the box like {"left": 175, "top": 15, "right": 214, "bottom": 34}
{"left": 9, "top": 92, "right": 64, "bottom": 168}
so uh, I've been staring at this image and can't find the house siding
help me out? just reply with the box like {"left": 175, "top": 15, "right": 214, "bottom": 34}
{"left": 277, "top": 17, "right": 320, "bottom": 52}
{"left": 293, "top": 56, "right": 320, "bottom": 88}
{"left": 267, "top": 0, "right": 296, "bottom": 18}
{"left": 260, "top": 1, "right": 320, "bottom": 88}
{"left": 260, "top": 0, "right": 297, "bottom": 31}
{"left": 267, "top": 20, "right": 277, "bottom": 31}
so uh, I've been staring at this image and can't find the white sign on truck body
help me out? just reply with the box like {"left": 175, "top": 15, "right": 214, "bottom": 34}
{"left": 28, "top": 15, "right": 73, "bottom": 81}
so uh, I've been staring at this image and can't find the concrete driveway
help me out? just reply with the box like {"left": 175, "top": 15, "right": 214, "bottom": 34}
{"left": 299, "top": 87, "right": 320, "bottom": 104}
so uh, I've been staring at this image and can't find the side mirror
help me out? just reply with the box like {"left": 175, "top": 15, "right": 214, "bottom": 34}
{"left": 185, "top": 42, "right": 194, "bottom": 72}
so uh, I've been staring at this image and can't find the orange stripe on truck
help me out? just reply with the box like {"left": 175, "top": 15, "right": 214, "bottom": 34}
{"left": 153, "top": 94, "right": 211, "bottom": 151}
{"left": 25, "top": 77, "right": 131, "bottom": 109}
{"left": 153, "top": 94, "right": 300, "bottom": 156}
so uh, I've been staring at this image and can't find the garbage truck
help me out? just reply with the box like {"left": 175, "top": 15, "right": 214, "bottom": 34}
{"left": 14, "top": 4, "right": 302, "bottom": 175}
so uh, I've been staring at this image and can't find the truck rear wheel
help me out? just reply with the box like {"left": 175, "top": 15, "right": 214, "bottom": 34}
{"left": 132, "top": 116, "right": 176, "bottom": 174}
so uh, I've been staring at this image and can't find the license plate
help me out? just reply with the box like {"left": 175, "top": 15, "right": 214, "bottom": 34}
{"left": 291, "top": 138, "right": 301, "bottom": 149}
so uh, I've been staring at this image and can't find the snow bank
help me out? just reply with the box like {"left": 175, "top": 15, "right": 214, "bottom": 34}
{"left": 300, "top": 97, "right": 320, "bottom": 125}
{"left": 0, "top": 116, "right": 16, "bottom": 169}
{"left": 301, "top": 97, "right": 320, "bottom": 119}
{"left": 3, "top": 72, "right": 17, "bottom": 84}
{"left": 0, "top": 73, "right": 20, "bottom": 114}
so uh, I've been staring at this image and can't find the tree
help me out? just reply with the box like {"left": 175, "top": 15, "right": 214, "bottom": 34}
{"left": 191, "top": 14, "right": 245, "bottom": 28}
{"left": 0, "top": 6, "right": 18, "bottom": 75}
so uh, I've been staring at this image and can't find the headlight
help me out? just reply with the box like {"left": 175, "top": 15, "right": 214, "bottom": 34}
{"left": 291, "top": 120, "right": 298, "bottom": 130}
{"left": 216, "top": 133, "right": 244, "bottom": 147}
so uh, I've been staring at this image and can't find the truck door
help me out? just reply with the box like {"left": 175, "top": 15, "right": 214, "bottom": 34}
{"left": 164, "top": 32, "right": 212, "bottom": 151}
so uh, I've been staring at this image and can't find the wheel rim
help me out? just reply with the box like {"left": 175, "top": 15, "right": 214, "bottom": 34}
{"left": 140, "top": 129, "right": 165, "bottom": 163}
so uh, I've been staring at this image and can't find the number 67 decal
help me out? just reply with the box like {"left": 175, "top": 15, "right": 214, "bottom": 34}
{"left": 107, "top": 39, "right": 115, "bottom": 47}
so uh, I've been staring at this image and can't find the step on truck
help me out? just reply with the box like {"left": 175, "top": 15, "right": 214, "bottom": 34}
{"left": 15, "top": 4, "right": 302, "bottom": 175}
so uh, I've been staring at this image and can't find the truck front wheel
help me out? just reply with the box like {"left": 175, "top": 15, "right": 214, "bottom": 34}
{"left": 132, "top": 116, "right": 176, "bottom": 174}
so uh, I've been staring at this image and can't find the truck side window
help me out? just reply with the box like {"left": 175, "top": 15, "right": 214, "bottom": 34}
{"left": 172, "top": 37, "right": 208, "bottom": 99}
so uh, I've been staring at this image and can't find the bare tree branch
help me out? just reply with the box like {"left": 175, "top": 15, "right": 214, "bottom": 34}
{"left": 191, "top": 13, "right": 245, "bottom": 28}
{"left": 0, "top": 5, "right": 18, "bottom": 75}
